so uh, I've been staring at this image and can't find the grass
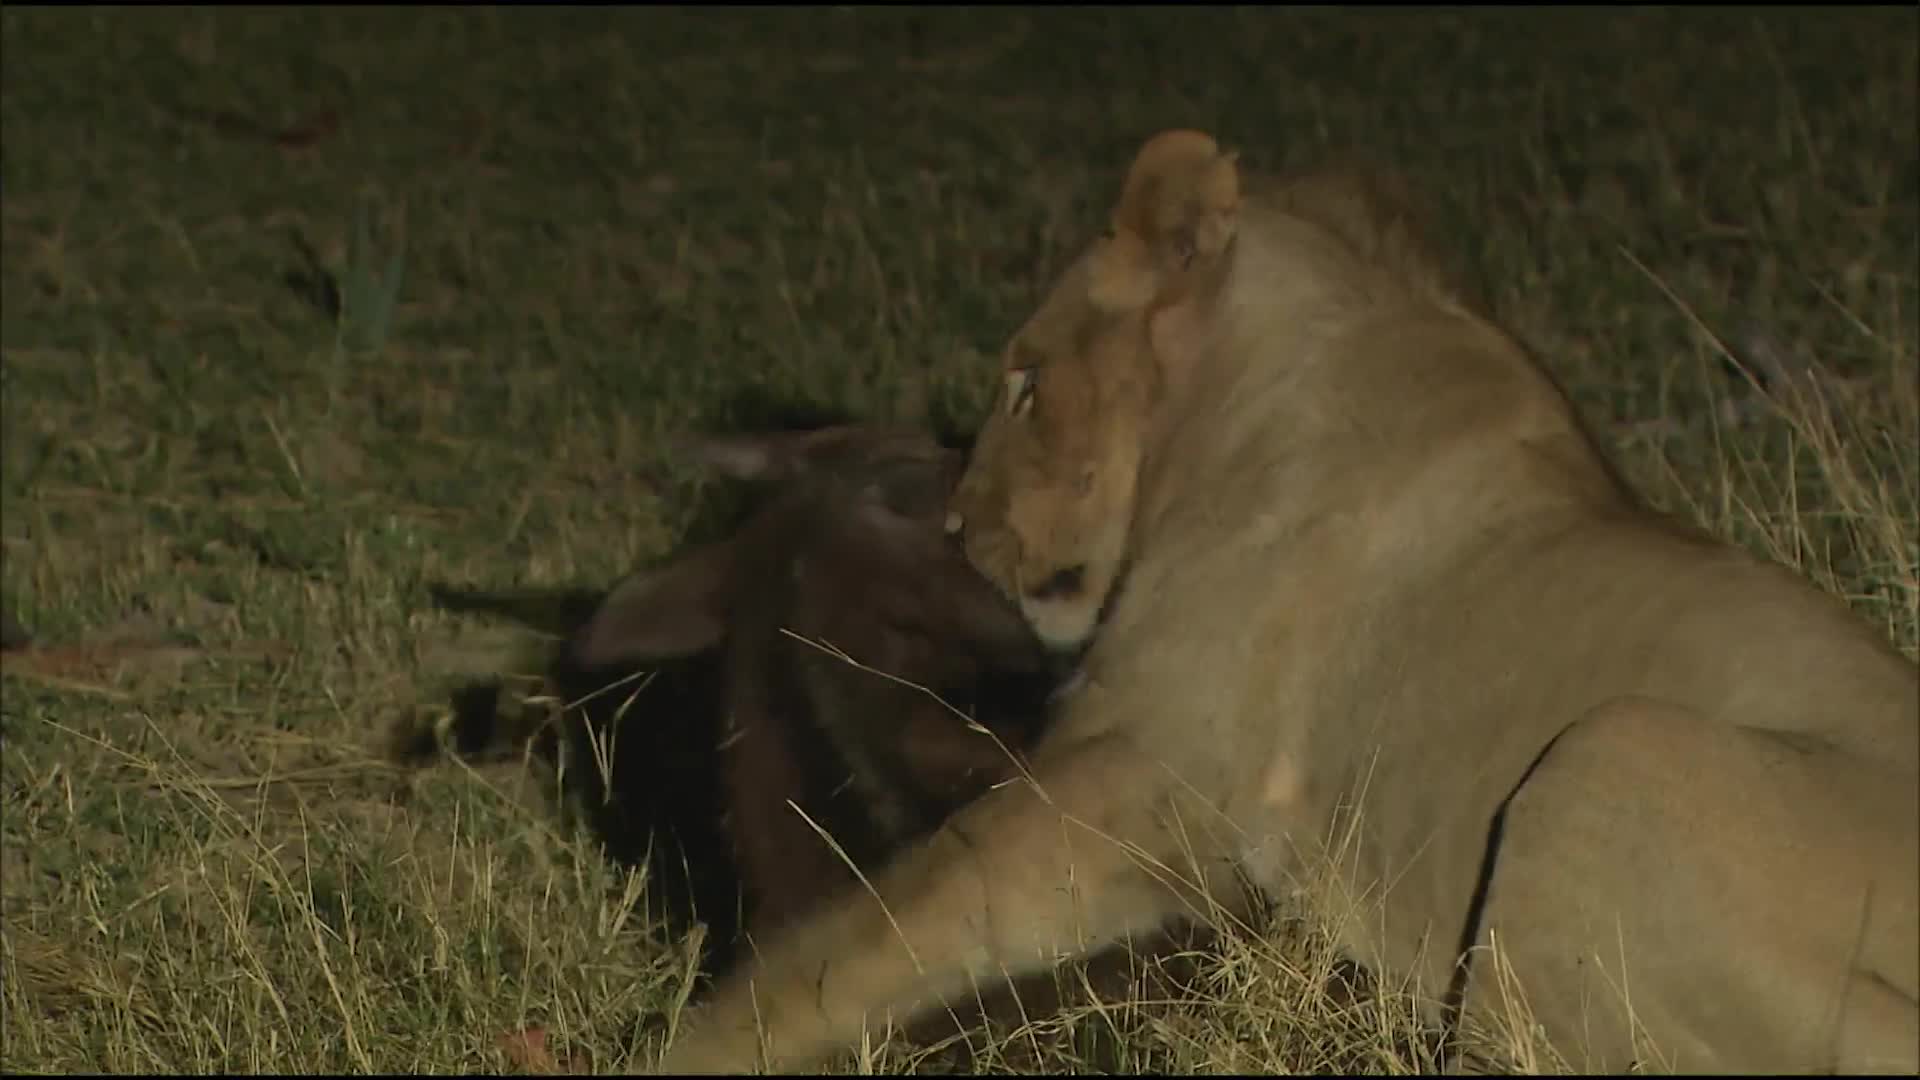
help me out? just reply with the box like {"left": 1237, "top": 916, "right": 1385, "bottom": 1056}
{"left": 2, "top": 6, "right": 1914, "bottom": 1074}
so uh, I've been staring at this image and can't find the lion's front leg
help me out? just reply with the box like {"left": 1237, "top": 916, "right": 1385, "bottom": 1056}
{"left": 653, "top": 732, "right": 1212, "bottom": 1074}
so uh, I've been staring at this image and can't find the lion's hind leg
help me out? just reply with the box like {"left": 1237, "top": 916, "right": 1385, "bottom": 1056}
{"left": 1461, "top": 696, "right": 1919, "bottom": 1074}
{"left": 653, "top": 732, "right": 1228, "bottom": 1074}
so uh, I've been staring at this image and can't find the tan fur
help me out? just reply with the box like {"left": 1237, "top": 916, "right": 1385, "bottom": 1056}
{"left": 653, "top": 135, "right": 1920, "bottom": 1074}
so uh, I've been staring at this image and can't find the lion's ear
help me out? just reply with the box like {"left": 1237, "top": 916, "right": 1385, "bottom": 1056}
{"left": 1106, "top": 130, "right": 1240, "bottom": 300}
{"left": 1087, "top": 130, "right": 1241, "bottom": 380}
{"left": 1086, "top": 228, "right": 1156, "bottom": 312}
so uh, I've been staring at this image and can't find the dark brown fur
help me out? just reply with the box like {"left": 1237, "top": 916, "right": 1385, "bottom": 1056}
{"left": 413, "top": 425, "right": 1222, "bottom": 1059}
{"left": 564, "top": 425, "right": 1061, "bottom": 935}
{"left": 413, "top": 425, "right": 1057, "bottom": 962}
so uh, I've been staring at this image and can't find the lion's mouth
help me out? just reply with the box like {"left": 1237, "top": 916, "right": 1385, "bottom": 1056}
{"left": 1024, "top": 564, "right": 1087, "bottom": 602}
{"left": 948, "top": 520, "right": 1131, "bottom": 660}
{"left": 1016, "top": 553, "right": 1134, "bottom": 663}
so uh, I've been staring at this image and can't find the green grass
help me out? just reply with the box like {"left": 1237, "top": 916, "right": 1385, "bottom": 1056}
{"left": 2, "top": 6, "right": 1914, "bottom": 1074}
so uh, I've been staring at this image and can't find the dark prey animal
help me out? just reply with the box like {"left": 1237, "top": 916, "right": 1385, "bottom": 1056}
{"left": 406, "top": 424, "right": 1063, "bottom": 982}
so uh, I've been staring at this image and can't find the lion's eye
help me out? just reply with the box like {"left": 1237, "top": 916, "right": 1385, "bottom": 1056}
{"left": 1005, "top": 367, "right": 1037, "bottom": 417}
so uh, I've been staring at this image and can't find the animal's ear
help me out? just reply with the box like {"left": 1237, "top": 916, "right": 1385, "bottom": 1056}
{"left": 1085, "top": 229, "right": 1158, "bottom": 313}
{"left": 567, "top": 539, "right": 738, "bottom": 668}
{"left": 1087, "top": 129, "right": 1240, "bottom": 315}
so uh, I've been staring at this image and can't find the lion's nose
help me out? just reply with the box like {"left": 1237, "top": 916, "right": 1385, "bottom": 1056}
{"left": 944, "top": 510, "right": 965, "bottom": 537}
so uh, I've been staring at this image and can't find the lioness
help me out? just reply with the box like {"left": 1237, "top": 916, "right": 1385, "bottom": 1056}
{"left": 654, "top": 133, "right": 1920, "bottom": 1073}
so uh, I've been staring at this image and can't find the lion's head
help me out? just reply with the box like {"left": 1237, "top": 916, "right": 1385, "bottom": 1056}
{"left": 947, "top": 130, "right": 1242, "bottom": 652}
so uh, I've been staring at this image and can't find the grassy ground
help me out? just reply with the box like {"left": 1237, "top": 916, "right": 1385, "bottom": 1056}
{"left": 2, "top": 7, "right": 1914, "bottom": 1074}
